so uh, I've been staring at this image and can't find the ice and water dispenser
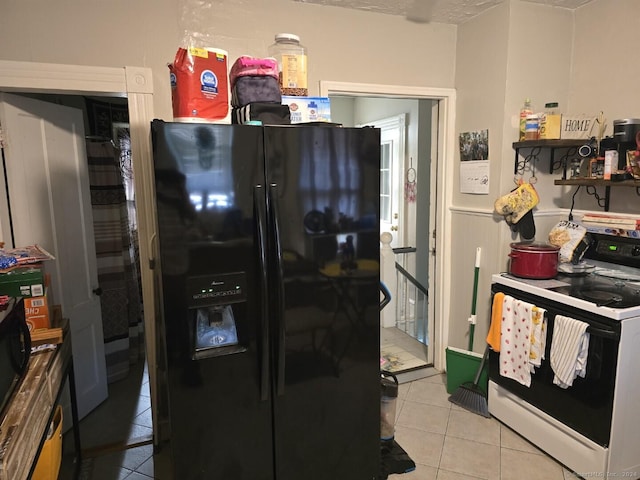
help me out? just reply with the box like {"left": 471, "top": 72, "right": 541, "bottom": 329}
{"left": 186, "top": 272, "right": 247, "bottom": 359}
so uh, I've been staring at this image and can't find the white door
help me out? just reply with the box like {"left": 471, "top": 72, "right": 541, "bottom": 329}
{"left": 0, "top": 92, "right": 108, "bottom": 419}
{"left": 373, "top": 114, "right": 406, "bottom": 248}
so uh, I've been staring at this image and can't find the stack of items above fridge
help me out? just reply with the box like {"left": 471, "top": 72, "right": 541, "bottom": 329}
{"left": 230, "top": 56, "right": 291, "bottom": 125}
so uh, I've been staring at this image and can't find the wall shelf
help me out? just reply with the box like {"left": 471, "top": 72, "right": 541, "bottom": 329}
{"left": 554, "top": 178, "right": 640, "bottom": 187}
{"left": 554, "top": 178, "right": 640, "bottom": 211}
{"left": 513, "top": 139, "right": 586, "bottom": 149}
{"left": 513, "top": 140, "right": 640, "bottom": 212}
{"left": 513, "top": 139, "right": 585, "bottom": 175}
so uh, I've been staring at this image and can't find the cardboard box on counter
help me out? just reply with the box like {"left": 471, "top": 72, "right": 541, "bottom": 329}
{"left": 30, "top": 305, "right": 64, "bottom": 346}
{"left": 25, "top": 289, "right": 50, "bottom": 331}
{"left": 0, "top": 266, "right": 45, "bottom": 298}
{"left": 282, "top": 96, "right": 331, "bottom": 124}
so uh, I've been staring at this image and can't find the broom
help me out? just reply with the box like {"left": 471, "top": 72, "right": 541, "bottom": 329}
{"left": 467, "top": 247, "right": 481, "bottom": 351}
{"left": 448, "top": 344, "right": 490, "bottom": 418}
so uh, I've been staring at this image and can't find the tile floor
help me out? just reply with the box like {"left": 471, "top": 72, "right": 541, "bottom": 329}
{"left": 58, "top": 344, "right": 584, "bottom": 480}
{"left": 381, "top": 326, "right": 433, "bottom": 384}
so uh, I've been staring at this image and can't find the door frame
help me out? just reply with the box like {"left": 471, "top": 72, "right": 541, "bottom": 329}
{"left": 320, "top": 81, "right": 455, "bottom": 370}
{"left": 0, "top": 60, "right": 161, "bottom": 443}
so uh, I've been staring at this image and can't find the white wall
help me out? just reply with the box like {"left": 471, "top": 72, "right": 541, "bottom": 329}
{"left": 449, "top": 0, "right": 640, "bottom": 354}
{"left": 451, "top": 0, "right": 574, "bottom": 352}
{"left": 415, "top": 100, "right": 434, "bottom": 289}
{"left": 0, "top": 0, "right": 457, "bottom": 122}
{"left": 568, "top": 0, "right": 640, "bottom": 213}
{"left": 570, "top": 0, "right": 640, "bottom": 127}
{"left": 329, "top": 96, "right": 355, "bottom": 127}
{"left": 451, "top": 1, "right": 511, "bottom": 351}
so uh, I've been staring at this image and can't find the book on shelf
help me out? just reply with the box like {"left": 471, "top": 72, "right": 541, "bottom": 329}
{"left": 583, "top": 223, "right": 640, "bottom": 231}
{"left": 584, "top": 225, "right": 640, "bottom": 238}
{"left": 580, "top": 213, "right": 640, "bottom": 227}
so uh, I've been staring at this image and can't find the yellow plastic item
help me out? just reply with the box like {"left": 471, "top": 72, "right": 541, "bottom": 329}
{"left": 32, "top": 405, "right": 63, "bottom": 480}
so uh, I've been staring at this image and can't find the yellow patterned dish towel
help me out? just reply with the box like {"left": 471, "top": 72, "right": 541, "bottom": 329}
{"left": 529, "top": 306, "right": 547, "bottom": 372}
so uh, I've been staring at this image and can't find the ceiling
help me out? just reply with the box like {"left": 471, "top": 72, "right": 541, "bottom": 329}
{"left": 293, "top": 0, "right": 594, "bottom": 24}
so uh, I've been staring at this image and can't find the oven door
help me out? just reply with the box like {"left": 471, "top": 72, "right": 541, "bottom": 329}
{"left": 489, "top": 284, "right": 620, "bottom": 447}
{"left": 0, "top": 298, "right": 31, "bottom": 418}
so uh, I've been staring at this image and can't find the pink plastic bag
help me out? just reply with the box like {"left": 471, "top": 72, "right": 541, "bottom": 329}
{"left": 229, "top": 56, "right": 278, "bottom": 89}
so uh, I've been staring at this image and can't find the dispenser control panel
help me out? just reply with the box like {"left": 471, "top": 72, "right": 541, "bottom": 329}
{"left": 187, "top": 272, "right": 247, "bottom": 308}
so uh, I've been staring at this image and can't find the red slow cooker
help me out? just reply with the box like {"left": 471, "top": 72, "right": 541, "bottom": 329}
{"left": 508, "top": 242, "right": 560, "bottom": 279}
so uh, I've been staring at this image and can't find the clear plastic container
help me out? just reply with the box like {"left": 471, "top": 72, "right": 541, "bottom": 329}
{"left": 268, "top": 33, "right": 308, "bottom": 96}
{"left": 380, "top": 373, "right": 398, "bottom": 441}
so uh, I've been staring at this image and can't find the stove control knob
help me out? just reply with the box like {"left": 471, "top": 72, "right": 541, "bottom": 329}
{"left": 632, "top": 246, "right": 640, "bottom": 256}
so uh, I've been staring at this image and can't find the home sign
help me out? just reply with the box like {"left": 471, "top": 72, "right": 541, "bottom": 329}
{"left": 561, "top": 115, "right": 596, "bottom": 139}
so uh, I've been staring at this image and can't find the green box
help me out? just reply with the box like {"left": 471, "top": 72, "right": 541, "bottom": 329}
{"left": 445, "top": 346, "right": 489, "bottom": 396}
{"left": 0, "top": 267, "right": 45, "bottom": 298}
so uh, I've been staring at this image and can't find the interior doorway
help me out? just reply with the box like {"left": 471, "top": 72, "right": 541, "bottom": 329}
{"left": 0, "top": 91, "right": 150, "bottom": 453}
{"left": 0, "top": 60, "right": 160, "bottom": 447}
{"left": 321, "top": 81, "right": 456, "bottom": 375}
{"left": 6, "top": 92, "right": 144, "bottom": 378}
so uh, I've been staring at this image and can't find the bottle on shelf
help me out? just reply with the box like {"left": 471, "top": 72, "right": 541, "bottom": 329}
{"left": 519, "top": 98, "right": 533, "bottom": 141}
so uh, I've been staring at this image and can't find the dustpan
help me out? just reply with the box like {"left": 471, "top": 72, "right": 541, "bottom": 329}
{"left": 446, "top": 247, "right": 488, "bottom": 395}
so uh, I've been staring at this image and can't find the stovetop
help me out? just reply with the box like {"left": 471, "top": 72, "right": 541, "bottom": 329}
{"left": 494, "top": 232, "right": 640, "bottom": 320}
{"left": 551, "top": 265, "right": 640, "bottom": 309}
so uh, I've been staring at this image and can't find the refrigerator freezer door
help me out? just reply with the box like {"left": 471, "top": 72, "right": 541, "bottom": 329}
{"left": 265, "top": 125, "right": 381, "bottom": 479}
{"left": 152, "top": 121, "right": 275, "bottom": 479}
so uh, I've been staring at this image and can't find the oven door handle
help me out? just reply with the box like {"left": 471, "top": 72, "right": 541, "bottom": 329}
{"left": 586, "top": 325, "right": 619, "bottom": 340}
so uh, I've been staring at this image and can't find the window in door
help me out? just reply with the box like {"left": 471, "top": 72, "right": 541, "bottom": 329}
{"left": 380, "top": 142, "right": 391, "bottom": 224}
{"left": 372, "top": 114, "right": 406, "bottom": 248}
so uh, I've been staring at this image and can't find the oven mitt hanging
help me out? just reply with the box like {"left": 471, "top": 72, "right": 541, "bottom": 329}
{"left": 494, "top": 182, "right": 539, "bottom": 223}
{"left": 494, "top": 182, "right": 539, "bottom": 240}
{"left": 515, "top": 209, "right": 536, "bottom": 240}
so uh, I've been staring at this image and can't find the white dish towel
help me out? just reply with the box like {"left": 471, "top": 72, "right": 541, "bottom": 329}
{"left": 499, "top": 295, "right": 535, "bottom": 387}
{"left": 550, "top": 315, "right": 590, "bottom": 389}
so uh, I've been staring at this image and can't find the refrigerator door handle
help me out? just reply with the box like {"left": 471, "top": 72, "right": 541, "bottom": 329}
{"left": 268, "top": 183, "right": 286, "bottom": 397}
{"left": 254, "top": 185, "right": 270, "bottom": 402}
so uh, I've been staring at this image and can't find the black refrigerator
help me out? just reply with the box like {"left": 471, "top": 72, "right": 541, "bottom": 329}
{"left": 151, "top": 119, "right": 381, "bottom": 480}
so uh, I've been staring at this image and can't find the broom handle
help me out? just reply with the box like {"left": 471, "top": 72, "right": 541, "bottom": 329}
{"left": 473, "top": 345, "right": 490, "bottom": 385}
{"left": 468, "top": 247, "right": 481, "bottom": 351}
{"left": 471, "top": 247, "right": 481, "bottom": 315}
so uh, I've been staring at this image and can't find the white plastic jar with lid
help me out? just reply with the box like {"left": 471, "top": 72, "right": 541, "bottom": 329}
{"left": 268, "top": 33, "right": 308, "bottom": 96}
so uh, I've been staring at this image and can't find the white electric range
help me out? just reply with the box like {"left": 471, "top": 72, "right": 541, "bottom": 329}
{"left": 490, "top": 233, "right": 640, "bottom": 479}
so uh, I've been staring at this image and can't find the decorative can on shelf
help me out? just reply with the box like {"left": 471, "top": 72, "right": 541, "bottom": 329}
{"left": 539, "top": 102, "right": 561, "bottom": 139}
{"left": 524, "top": 115, "right": 540, "bottom": 140}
